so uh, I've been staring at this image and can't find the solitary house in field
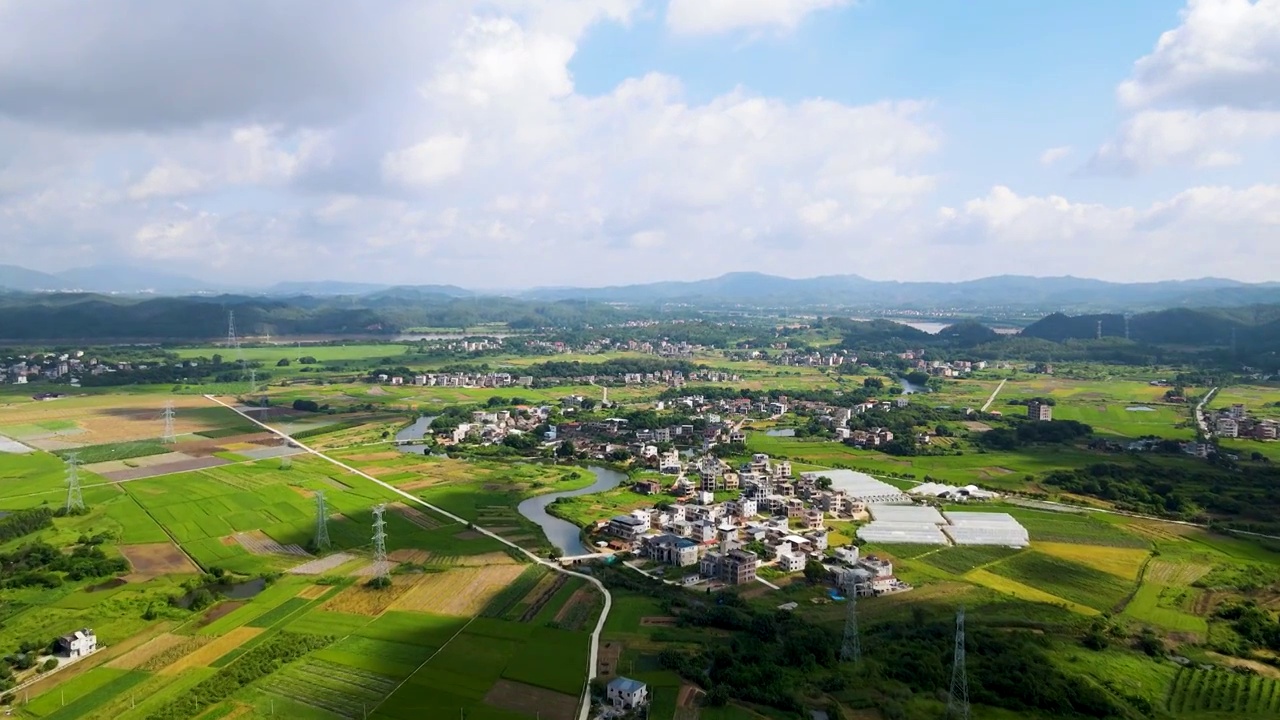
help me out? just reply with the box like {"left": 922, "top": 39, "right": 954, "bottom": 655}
{"left": 606, "top": 676, "right": 649, "bottom": 709}
{"left": 56, "top": 628, "right": 96, "bottom": 658}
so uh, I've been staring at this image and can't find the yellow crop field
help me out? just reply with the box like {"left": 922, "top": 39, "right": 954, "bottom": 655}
{"left": 1147, "top": 560, "right": 1212, "bottom": 586}
{"left": 107, "top": 633, "right": 192, "bottom": 670}
{"left": 965, "top": 569, "right": 1100, "bottom": 616}
{"left": 1035, "top": 542, "right": 1150, "bottom": 580}
{"left": 391, "top": 565, "right": 527, "bottom": 616}
{"left": 324, "top": 576, "right": 419, "bottom": 616}
{"left": 161, "top": 627, "right": 262, "bottom": 675}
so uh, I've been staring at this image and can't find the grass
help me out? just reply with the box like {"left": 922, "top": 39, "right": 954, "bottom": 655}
{"left": 963, "top": 568, "right": 1099, "bottom": 616}
{"left": 1122, "top": 582, "right": 1208, "bottom": 633}
{"left": 917, "top": 546, "right": 1024, "bottom": 574}
{"left": 988, "top": 551, "right": 1135, "bottom": 612}
{"left": 500, "top": 626, "right": 590, "bottom": 695}
{"left": 26, "top": 667, "right": 148, "bottom": 717}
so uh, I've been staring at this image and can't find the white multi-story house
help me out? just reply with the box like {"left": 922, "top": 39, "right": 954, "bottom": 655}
{"left": 57, "top": 628, "right": 97, "bottom": 658}
{"left": 607, "top": 677, "right": 649, "bottom": 709}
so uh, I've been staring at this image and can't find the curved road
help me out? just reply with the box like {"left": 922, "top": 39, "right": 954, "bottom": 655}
{"left": 206, "top": 396, "right": 610, "bottom": 720}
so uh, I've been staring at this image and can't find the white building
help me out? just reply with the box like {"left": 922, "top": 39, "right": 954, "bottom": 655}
{"left": 57, "top": 628, "right": 97, "bottom": 658}
{"left": 776, "top": 550, "right": 806, "bottom": 572}
{"left": 607, "top": 677, "right": 649, "bottom": 710}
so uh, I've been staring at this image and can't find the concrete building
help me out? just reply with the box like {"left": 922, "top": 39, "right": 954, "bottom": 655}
{"left": 1027, "top": 401, "right": 1053, "bottom": 422}
{"left": 606, "top": 677, "right": 649, "bottom": 710}
{"left": 644, "top": 534, "right": 700, "bottom": 567}
{"left": 1217, "top": 417, "right": 1240, "bottom": 438}
{"left": 57, "top": 628, "right": 97, "bottom": 658}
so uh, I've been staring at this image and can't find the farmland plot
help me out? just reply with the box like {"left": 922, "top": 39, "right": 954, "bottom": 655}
{"left": 235, "top": 531, "right": 310, "bottom": 557}
{"left": 263, "top": 657, "right": 398, "bottom": 719}
{"left": 289, "top": 553, "right": 356, "bottom": 575}
{"left": 392, "top": 565, "right": 527, "bottom": 616}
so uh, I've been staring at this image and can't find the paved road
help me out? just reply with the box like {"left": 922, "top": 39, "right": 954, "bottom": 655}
{"left": 980, "top": 378, "right": 1008, "bottom": 412}
{"left": 206, "top": 396, "right": 612, "bottom": 720}
{"left": 1195, "top": 387, "right": 1219, "bottom": 436}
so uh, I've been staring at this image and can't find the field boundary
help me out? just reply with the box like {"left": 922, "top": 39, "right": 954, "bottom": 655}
{"left": 204, "top": 394, "right": 611, "bottom": 720}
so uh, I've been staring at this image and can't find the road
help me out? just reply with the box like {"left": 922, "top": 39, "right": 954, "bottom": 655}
{"left": 980, "top": 378, "right": 1007, "bottom": 412}
{"left": 206, "top": 396, "right": 611, "bottom": 720}
{"left": 1195, "top": 387, "right": 1220, "bottom": 436}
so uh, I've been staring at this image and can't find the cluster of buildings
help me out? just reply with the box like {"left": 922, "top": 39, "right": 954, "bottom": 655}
{"left": 435, "top": 407, "right": 553, "bottom": 444}
{"left": 900, "top": 355, "right": 989, "bottom": 378}
{"left": 601, "top": 460, "right": 928, "bottom": 591}
{"left": 1214, "top": 404, "right": 1278, "bottom": 441}
{"left": 375, "top": 371, "right": 533, "bottom": 388}
{"left": 0, "top": 350, "right": 132, "bottom": 384}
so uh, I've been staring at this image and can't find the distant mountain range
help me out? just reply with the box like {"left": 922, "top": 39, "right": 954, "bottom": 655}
{"left": 3, "top": 265, "right": 1279, "bottom": 311}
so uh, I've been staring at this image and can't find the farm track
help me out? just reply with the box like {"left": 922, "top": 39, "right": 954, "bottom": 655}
{"left": 206, "top": 395, "right": 613, "bottom": 720}
{"left": 981, "top": 378, "right": 1008, "bottom": 412}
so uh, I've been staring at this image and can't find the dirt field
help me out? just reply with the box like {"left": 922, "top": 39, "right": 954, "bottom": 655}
{"left": 0, "top": 395, "right": 235, "bottom": 447}
{"left": 119, "top": 542, "right": 200, "bottom": 577}
{"left": 161, "top": 627, "right": 263, "bottom": 675}
{"left": 640, "top": 617, "right": 678, "bottom": 626}
{"left": 297, "top": 585, "right": 330, "bottom": 600}
{"left": 596, "top": 640, "right": 621, "bottom": 677}
{"left": 107, "top": 632, "right": 192, "bottom": 670}
{"left": 391, "top": 502, "right": 441, "bottom": 529}
{"left": 324, "top": 576, "right": 419, "bottom": 616}
{"left": 555, "top": 587, "right": 595, "bottom": 625}
{"left": 451, "top": 551, "right": 519, "bottom": 568}
{"left": 484, "top": 680, "right": 578, "bottom": 720}
{"left": 196, "top": 601, "right": 246, "bottom": 628}
{"left": 388, "top": 549, "right": 431, "bottom": 564}
{"left": 390, "top": 565, "right": 526, "bottom": 616}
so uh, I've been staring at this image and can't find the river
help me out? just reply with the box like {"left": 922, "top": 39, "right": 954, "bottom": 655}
{"left": 517, "top": 466, "right": 628, "bottom": 558}
{"left": 395, "top": 415, "right": 438, "bottom": 455}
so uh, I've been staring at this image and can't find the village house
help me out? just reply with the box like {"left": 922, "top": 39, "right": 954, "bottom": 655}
{"left": 57, "top": 628, "right": 97, "bottom": 658}
{"left": 643, "top": 534, "right": 700, "bottom": 567}
{"left": 606, "top": 677, "right": 650, "bottom": 710}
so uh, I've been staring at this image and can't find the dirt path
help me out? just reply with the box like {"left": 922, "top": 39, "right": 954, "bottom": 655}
{"left": 981, "top": 378, "right": 1007, "bottom": 412}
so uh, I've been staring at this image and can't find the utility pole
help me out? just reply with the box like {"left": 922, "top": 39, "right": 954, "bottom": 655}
{"left": 947, "top": 607, "right": 970, "bottom": 720}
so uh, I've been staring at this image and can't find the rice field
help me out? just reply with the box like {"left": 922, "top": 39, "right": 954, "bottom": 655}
{"left": 988, "top": 551, "right": 1135, "bottom": 612}
{"left": 390, "top": 565, "right": 529, "bottom": 617}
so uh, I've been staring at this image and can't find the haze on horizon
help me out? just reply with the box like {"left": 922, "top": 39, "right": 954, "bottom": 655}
{"left": 0, "top": 0, "right": 1277, "bottom": 288}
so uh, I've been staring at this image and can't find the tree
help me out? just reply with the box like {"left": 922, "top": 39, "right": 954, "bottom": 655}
{"left": 276, "top": 358, "right": 290, "bottom": 366}
{"left": 292, "top": 399, "right": 320, "bottom": 413}
{"left": 815, "top": 476, "right": 833, "bottom": 490}
{"left": 211, "top": 353, "right": 223, "bottom": 366}
{"left": 38, "top": 658, "right": 57, "bottom": 673}
{"left": 803, "top": 560, "right": 827, "bottom": 585}
{"left": 863, "top": 377, "right": 885, "bottom": 390}
{"left": 556, "top": 440, "right": 577, "bottom": 459}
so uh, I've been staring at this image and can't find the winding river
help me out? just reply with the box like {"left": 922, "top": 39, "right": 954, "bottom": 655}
{"left": 517, "top": 466, "right": 627, "bottom": 558}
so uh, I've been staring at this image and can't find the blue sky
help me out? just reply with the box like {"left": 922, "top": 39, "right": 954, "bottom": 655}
{"left": 0, "top": 0, "right": 1277, "bottom": 287}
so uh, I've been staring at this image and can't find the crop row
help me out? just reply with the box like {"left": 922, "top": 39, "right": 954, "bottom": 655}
{"left": 481, "top": 564, "right": 548, "bottom": 618}
{"left": 1169, "top": 668, "right": 1280, "bottom": 714}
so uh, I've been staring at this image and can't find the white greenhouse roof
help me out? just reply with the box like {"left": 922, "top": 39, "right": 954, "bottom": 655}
{"left": 856, "top": 521, "right": 949, "bottom": 545}
{"left": 941, "top": 511, "right": 1029, "bottom": 547}
{"left": 910, "top": 482, "right": 1000, "bottom": 499}
{"left": 868, "top": 504, "right": 946, "bottom": 524}
{"left": 801, "top": 470, "right": 910, "bottom": 502}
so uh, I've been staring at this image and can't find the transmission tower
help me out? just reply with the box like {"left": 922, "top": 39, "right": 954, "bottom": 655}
{"left": 840, "top": 573, "right": 862, "bottom": 664}
{"left": 313, "top": 491, "right": 331, "bottom": 551}
{"left": 1124, "top": 314, "right": 1131, "bottom": 341}
{"left": 227, "top": 310, "right": 252, "bottom": 391}
{"left": 1096, "top": 319, "right": 1103, "bottom": 340}
{"left": 161, "top": 401, "right": 177, "bottom": 444}
{"left": 371, "top": 504, "right": 389, "bottom": 580}
{"left": 64, "top": 453, "right": 85, "bottom": 513}
{"left": 947, "top": 607, "right": 970, "bottom": 720}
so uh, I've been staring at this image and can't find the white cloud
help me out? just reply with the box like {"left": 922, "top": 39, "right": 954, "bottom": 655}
{"left": 127, "top": 164, "right": 207, "bottom": 200}
{"left": 1093, "top": 0, "right": 1280, "bottom": 171}
{"left": 1039, "top": 146, "right": 1072, "bottom": 166}
{"left": 382, "top": 134, "right": 471, "bottom": 187}
{"left": 1117, "top": 0, "right": 1280, "bottom": 110}
{"left": 1091, "top": 108, "right": 1280, "bottom": 172}
{"left": 933, "top": 184, "right": 1280, "bottom": 281}
{"left": 666, "top": 0, "right": 853, "bottom": 35}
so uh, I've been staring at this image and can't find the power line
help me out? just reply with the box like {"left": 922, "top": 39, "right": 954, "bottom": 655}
{"left": 64, "top": 453, "right": 84, "bottom": 513}
{"left": 840, "top": 572, "right": 861, "bottom": 664}
{"left": 947, "top": 607, "right": 970, "bottom": 720}
{"left": 161, "top": 401, "right": 177, "bottom": 444}
{"left": 313, "top": 491, "right": 331, "bottom": 551}
{"left": 372, "top": 504, "right": 389, "bottom": 581}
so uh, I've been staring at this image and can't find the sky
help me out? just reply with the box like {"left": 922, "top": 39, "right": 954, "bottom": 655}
{"left": 0, "top": 0, "right": 1278, "bottom": 288}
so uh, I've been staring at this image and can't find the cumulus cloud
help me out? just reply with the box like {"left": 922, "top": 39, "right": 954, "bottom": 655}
{"left": 0, "top": 0, "right": 1274, "bottom": 286}
{"left": 934, "top": 184, "right": 1280, "bottom": 281}
{"left": 1117, "top": 0, "right": 1280, "bottom": 111}
{"left": 666, "top": 0, "right": 854, "bottom": 35}
{"left": 1092, "top": 0, "right": 1280, "bottom": 172}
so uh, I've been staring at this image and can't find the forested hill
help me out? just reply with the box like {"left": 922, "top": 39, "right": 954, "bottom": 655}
{"left": 0, "top": 293, "right": 637, "bottom": 340}
{"left": 1022, "top": 307, "right": 1280, "bottom": 348}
